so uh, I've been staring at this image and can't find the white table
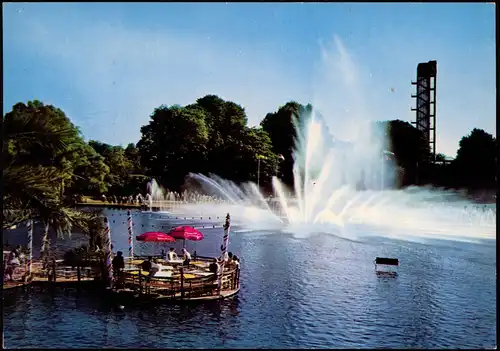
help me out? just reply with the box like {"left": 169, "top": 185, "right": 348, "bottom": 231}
{"left": 123, "top": 267, "right": 138, "bottom": 272}
{"left": 193, "top": 272, "right": 214, "bottom": 277}
{"left": 153, "top": 271, "right": 172, "bottom": 278}
{"left": 165, "top": 259, "right": 184, "bottom": 265}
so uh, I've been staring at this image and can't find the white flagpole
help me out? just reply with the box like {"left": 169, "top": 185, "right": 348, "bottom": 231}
{"left": 217, "top": 213, "right": 231, "bottom": 291}
{"left": 127, "top": 210, "right": 134, "bottom": 262}
{"left": 103, "top": 217, "right": 113, "bottom": 286}
{"left": 26, "top": 219, "right": 33, "bottom": 281}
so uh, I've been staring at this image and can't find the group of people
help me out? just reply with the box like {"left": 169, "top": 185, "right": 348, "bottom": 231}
{"left": 111, "top": 247, "right": 194, "bottom": 278}
{"left": 209, "top": 252, "right": 240, "bottom": 274}
{"left": 111, "top": 247, "right": 241, "bottom": 281}
{"left": 99, "top": 194, "right": 146, "bottom": 205}
{"left": 4, "top": 245, "right": 24, "bottom": 281}
{"left": 164, "top": 247, "right": 192, "bottom": 265}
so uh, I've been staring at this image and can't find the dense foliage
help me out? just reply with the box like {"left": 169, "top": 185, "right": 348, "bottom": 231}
{"left": 3, "top": 95, "right": 497, "bottom": 231}
{"left": 136, "top": 96, "right": 279, "bottom": 189}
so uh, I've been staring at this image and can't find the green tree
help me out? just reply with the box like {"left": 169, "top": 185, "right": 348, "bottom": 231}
{"left": 217, "top": 126, "right": 277, "bottom": 186}
{"left": 193, "top": 95, "right": 247, "bottom": 178}
{"left": 2, "top": 101, "right": 98, "bottom": 233}
{"left": 435, "top": 153, "right": 447, "bottom": 162}
{"left": 103, "top": 146, "right": 134, "bottom": 193}
{"left": 71, "top": 143, "right": 110, "bottom": 196}
{"left": 88, "top": 140, "right": 113, "bottom": 156}
{"left": 193, "top": 95, "right": 277, "bottom": 186}
{"left": 125, "top": 143, "right": 142, "bottom": 173}
{"left": 260, "top": 101, "right": 313, "bottom": 186}
{"left": 453, "top": 128, "right": 496, "bottom": 189}
{"left": 88, "top": 140, "right": 146, "bottom": 196}
{"left": 378, "top": 120, "right": 431, "bottom": 186}
{"left": 137, "top": 104, "right": 209, "bottom": 190}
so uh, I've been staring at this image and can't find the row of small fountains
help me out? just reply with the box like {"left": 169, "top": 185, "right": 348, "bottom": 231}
{"left": 150, "top": 191, "right": 223, "bottom": 202}
{"left": 150, "top": 190, "right": 281, "bottom": 203}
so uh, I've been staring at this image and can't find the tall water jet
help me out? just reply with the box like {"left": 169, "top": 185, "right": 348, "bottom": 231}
{"left": 147, "top": 179, "right": 171, "bottom": 211}
{"left": 159, "top": 35, "right": 495, "bottom": 243}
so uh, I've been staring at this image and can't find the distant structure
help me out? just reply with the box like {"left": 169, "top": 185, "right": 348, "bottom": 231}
{"left": 411, "top": 60, "right": 437, "bottom": 161}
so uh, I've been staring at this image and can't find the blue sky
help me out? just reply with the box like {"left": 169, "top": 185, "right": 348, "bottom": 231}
{"left": 3, "top": 3, "right": 495, "bottom": 157}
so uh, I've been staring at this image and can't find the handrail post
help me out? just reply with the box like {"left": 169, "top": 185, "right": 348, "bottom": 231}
{"left": 180, "top": 266, "right": 185, "bottom": 299}
{"left": 236, "top": 266, "right": 240, "bottom": 288}
{"left": 52, "top": 258, "right": 57, "bottom": 283}
{"left": 77, "top": 265, "right": 81, "bottom": 289}
{"left": 138, "top": 268, "right": 143, "bottom": 293}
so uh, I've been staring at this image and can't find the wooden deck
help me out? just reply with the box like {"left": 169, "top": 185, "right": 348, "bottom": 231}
{"left": 109, "top": 256, "right": 241, "bottom": 305}
{"left": 3, "top": 256, "right": 241, "bottom": 305}
{"left": 3, "top": 281, "right": 31, "bottom": 291}
{"left": 3, "top": 258, "right": 103, "bottom": 291}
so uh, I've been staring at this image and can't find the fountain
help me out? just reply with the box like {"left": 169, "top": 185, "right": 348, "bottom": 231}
{"left": 147, "top": 36, "right": 495, "bottom": 243}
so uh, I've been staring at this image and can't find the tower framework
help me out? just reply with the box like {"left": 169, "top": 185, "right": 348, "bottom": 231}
{"left": 411, "top": 60, "right": 437, "bottom": 161}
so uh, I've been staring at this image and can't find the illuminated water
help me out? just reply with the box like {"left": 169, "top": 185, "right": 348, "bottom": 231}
{"left": 3, "top": 209, "right": 496, "bottom": 348}
{"left": 145, "top": 35, "right": 495, "bottom": 244}
{"left": 3, "top": 36, "right": 495, "bottom": 349}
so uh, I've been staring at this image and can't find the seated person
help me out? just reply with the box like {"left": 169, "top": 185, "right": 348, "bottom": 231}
{"left": 209, "top": 258, "right": 219, "bottom": 274}
{"left": 5, "top": 250, "right": 21, "bottom": 282}
{"left": 233, "top": 255, "right": 240, "bottom": 269}
{"left": 12, "top": 245, "right": 21, "bottom": 256}
{"left": 141, "top": 256, "right": 153, "bottom": 272}
{"left": 167, "top": 248, "right": 178, "bottom": 261}
{"left": 182, "top": 248, "right": 191, "bottom": 266}
{"left": 112, "top": 251, "right": 125, "bottom": 277}
{"left": 7, "top": 250, "right": 20, "bottom": 266}
{"left": 227, "top": 252, "right": 234, "bottom": 263}
{"left": 150, "top": 259, "right": 161, "bottom": 277}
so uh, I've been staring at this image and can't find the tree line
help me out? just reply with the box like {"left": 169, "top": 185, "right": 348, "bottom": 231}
{"left": 2, "top": 97, "right": 496, "bottom": 232}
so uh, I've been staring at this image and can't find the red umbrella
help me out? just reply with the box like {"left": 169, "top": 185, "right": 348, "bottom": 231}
{"left": 136, "top": 232, "right": 176, "bottom": 243}
{"left": 167, "top": 226, "right": 204, "bottom": 248}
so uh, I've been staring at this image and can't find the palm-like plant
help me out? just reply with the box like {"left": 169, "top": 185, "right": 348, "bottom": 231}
{"left": 2, "top": 101, "right": 100, "bottom": 236}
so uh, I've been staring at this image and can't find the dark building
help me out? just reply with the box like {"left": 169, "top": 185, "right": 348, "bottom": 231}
{"left": 411, "top": 60, "right": 437, "bottom": 161}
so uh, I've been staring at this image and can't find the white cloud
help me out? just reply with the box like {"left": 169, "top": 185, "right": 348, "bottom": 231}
{"left": 3, "top": 4, "right": 495, "bottom": 158}
{"left": 3, "top": 8, "right": 309, "bottom": 145}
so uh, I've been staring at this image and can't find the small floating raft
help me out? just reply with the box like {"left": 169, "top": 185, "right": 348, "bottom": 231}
{"left": 374, "top": 257, "right": 399, "bottom": 277}
{"left": 110, "top": 256, "right": 241, "bottom": 305}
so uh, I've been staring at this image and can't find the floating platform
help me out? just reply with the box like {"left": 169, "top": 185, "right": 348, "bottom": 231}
{"left": 109, "top": 256, "right": 241, "bottom": 306}
{"left": 3, "top": 251, "right": 241, "bottom": 305}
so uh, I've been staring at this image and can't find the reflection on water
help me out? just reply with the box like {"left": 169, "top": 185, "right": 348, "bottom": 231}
{"left": 3, "top": 209, "right": 496, "bottom": 349}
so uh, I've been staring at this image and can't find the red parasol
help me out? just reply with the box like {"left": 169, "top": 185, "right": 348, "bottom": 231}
{"left": 136, "top": 232, "right": 176, "bottom": 243}
{"left": 167, "top": 226, "right": 204, "bottom": 248}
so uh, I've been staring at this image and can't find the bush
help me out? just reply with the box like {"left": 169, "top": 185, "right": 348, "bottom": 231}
{"left": 63, "top": 245, "right": 103, "bottom": 268}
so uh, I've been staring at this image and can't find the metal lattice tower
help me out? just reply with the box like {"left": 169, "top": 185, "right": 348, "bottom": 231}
{"left": 411, "top": 60, "right": 437, "bottom": 161}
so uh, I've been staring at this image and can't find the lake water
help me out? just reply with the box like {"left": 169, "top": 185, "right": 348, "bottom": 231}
{"left": 3, "top": 208, "right": 496, "bottom": 348}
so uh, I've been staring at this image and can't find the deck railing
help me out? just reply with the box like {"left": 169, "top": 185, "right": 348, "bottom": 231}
{"left": 117, "top": 257, "right": 240, "bottom": 299}
{"left": 30, "top": 258, "right": 103, "bottom": 282}
{"left": 3, "top": 256, "right": 102, "bottom": 284}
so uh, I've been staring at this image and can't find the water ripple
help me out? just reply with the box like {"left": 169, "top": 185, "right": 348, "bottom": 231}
{"left": 3, "top": 210, "right": 496, "bottom": 349}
